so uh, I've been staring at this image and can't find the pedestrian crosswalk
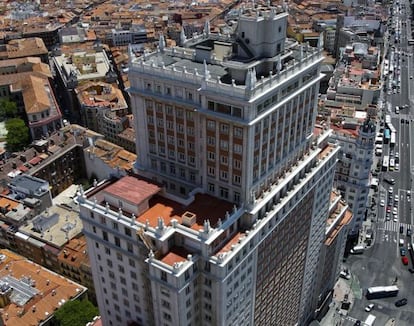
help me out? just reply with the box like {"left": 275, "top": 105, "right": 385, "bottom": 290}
{"left": 382, "top": 221, "right": 412, "bottom": 233}
{"left": 377, "top": 222, "right": 413, "bottom": 243}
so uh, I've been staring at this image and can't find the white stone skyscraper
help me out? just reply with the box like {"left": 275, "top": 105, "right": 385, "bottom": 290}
{"left": 79, "top": 4, "right": 341, "bottom": 326}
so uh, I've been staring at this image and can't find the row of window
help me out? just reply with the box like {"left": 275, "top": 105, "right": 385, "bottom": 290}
{"left": 206, "top": 120, "right": 243, "bottom": 138}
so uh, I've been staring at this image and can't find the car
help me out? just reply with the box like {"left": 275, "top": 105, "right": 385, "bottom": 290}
{"left": 407, "top": 229, "right": 412, "bottom": 237}
{"left": 386, "top": 213, "right": 391, "bottom": 221}
{"left": 411, "top": 76, "right": 413, "bottom": 79}
{"left": 395, "top": 163, "right": 399, "bottom": 171}
{"left": 380, "top": 199, "right": 385, "bottom": 207}
{"left": 394, "top": 216, "right": 398, "bottom": 223}
{"left": 354, "top": 320, "right": 361, "bottom": 326}
{"left": 395, "top": 152, "right": 399, "bottom": 158}
{"left": 395, "top": 298, "right": 408, "bottom": 307}
{"left": 400, "top": 247, "right": 407, "bottom": 256}
{"left": 389, "top": 187, "right": 394, "bottom": 193}
{"left": 393, "top": 207, "right": 398, "bottom": 215}
{"left": 387, "top": 206, "right": 392, "bottom": 213}
{"left": 400, "top": 225, "right": 404, "bottom": 234}
{"left": 402, "top": 256, "right": 409, "bottom": 265}
{"left": 365, "top": 303, "right": 374, "bottom": 312}
{"left": 407, "top": 190, "right": 411, "bottom": 197}
{"left": 339, "top": 271, "right": 351, "bottom": 280}
{"left": 395, "top": 195, "right": 399, "bottom": 202}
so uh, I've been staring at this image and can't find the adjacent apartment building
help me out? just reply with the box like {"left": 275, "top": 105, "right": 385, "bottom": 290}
{"left": 80, "top": 4, "right": 342, "bottom": 326}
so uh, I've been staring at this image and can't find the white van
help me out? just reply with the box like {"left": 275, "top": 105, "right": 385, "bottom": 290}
{"left": 399, "top": 238, "right": 404, "bottom": 246}
{"left": 395, "top": 106, "right": 400, "bottom": 114}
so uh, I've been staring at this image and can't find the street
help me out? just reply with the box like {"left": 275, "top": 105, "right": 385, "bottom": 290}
{"left": 329, "top": 0, "right": 414, "bottom": 324}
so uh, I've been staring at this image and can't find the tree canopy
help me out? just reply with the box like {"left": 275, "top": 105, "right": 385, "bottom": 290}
{"left": 5, "top": 118, "right": 30, "bottom": 152}
{"left": 54, "top": 299, "right": 99, "bottom": 326}
{"left": 0, "top": 99, "right": 17, "bottom": 121}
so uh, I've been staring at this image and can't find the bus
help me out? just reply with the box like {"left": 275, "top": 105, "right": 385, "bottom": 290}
{"left": 390, "top": 132, "right": 396, "bottom": 147}
{"left": 366, "top": 285, "right": 399, "bottom": 299}
{"left": 382, "top": 155, "right": 390, "bottom": 171}
{"left": 389, "top": 158, "right": 395, "bottom": 171}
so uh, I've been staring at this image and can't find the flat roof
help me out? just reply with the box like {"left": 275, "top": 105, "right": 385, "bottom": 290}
{"left": 9, "top": 174, "right": 48, "bottom": 194}
{"left": 137, "top": 193, "right": 234, "bottom": 231}
{"left": 19, "top": 204, "right": 83, "bottom": 248}
{"left": 160, "top": 246, "right": 192, "bottom": 266}
{"left": 103, "top": 176, "right": 160, "bottom": 206}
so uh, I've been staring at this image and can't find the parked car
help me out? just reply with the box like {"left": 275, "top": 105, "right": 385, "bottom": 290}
{"left": 339, "top": 271, "right": 351, "bottom": 280}
{"left": 395, "top": 298, "right": 408, "bottom": 307}
{"left": 400, "top": 248, "right": 407, "bottom": 256}
{"left": 402, "top": 256, "right": 409, "bottom": 265}
{"left": 407, "top": 229, "right": 412, "bottom": 237}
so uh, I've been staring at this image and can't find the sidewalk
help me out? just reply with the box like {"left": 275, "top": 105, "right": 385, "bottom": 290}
{"left": 319, "top": 278, "right": 355, "bottom": 326}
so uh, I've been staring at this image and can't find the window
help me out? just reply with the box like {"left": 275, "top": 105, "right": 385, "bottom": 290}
{"left": 234, "top": 192, "right": 241, "bottom": 203}
{"left": 208, "top": 183, "right": 215, "bottom": 193}
{"left": 208, "top": 166, "right": 215, "bottom": 176}
{"left": 208, "top": 152, "right": 215, "bottom": 161}
{"left": 234, "top": 127, "right": 243, "bottom": 138}
{"left": 234, "top": 144, "right": 242, "bottom": 154}
{"left": 220, "top": 140, "right": 229, "bottom": 150}
{"left": 102, "top": 231, "right": 108, "bottom": 241}
{"left": 116, "top": 252, "right": 123, "bottom": 261}
{"left": 220, "top": 187, "right": 229, "bottom": 199}
{"left": 127, "top": 242, "right": 133, "bottom": 253}
{"left": 234, "top": 159, "right": 241, "bottom": 169}
{"left": 220, "top": 170, "right": 228, "bottom": 181}
{"left": 233, "top": 175, "right": 241, "bottom": 185}
{"left": 207, "top": 120, "right": 215, "bottom": 130}
{"left": 125, "top": 227, "right": 131, "bottom": 237}
{"left": 220, "top": 123, "right": 229, "bottom": 134}
{"left": 115, "top": 236, "right": 121, "bottom": 247}
{"left": 221, "top": 156, "right": 228, "bottom": 165}
{"left": 161, "top": 271, "right": 167, "bottom": 282}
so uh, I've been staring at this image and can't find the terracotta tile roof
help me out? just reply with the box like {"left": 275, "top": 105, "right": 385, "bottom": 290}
{"left": 5, "top": 38, "right": 48, "bottom": 59}
{"left": 0, "top": 249, "right": 86, "bottom": 326}
{"left": 0, "top": 70, "right": 51, "bottom": 88}
{"left": 57, "top": 236, "right": 89, "bottom": 269}
{"left": 23, "top": 75, "right": 51, "bottom": 114}
{"left": 103, "top": 176, "right": 160, "bottom": 206}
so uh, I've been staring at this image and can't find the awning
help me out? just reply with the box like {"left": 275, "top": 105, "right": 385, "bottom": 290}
{"left": 29, "top": 156, "right": 42, "bottom": 165}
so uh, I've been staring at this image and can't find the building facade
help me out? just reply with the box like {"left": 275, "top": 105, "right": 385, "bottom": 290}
{"left": 81, "top": 4, "right": 341, "bottom": 326}
{"left": 331, "top": 119, "right": 376, "bottom": 236}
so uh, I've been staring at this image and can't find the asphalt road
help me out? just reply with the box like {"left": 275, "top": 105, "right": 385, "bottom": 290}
{"left": 336, "top": 0, "right": 414, "bottom": 325}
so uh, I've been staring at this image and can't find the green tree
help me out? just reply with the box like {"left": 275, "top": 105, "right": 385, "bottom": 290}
{"left": 5, "top": 118, "right": 30, "bottom": 152}
{"left": 0, "top": 99, "right": 17, "bottom": 120}
{"left": 54, "top": 299, "right": 99, "bottom": 326}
